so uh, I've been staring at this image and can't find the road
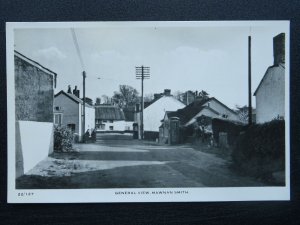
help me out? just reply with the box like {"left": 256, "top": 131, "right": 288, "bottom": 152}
{"left": 16, "top": 133, "right": 265, "bottom": 189}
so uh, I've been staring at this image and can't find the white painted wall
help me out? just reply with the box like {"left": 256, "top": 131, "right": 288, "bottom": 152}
{"left": 142, "top": 96, "right": 185, "bottom": 132}
{"left": 17, "top": 121, "right": 53, "bottom": 175}
{"left": 202, "top": 99, "right": 240, "bottom": 121}
{"left": 97, "top": 120, "right": 133, "bottom": 131}
{"left": 84, "top": 106, "right": 95, "bottom": 132}
{"left": 255, "top": 65, "right": 285, "bottom": 123}
{"left": 185, "top": 108, "right": 220, "bottom": 126}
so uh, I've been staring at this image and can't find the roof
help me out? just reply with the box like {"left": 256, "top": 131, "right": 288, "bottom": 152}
{"left": 95, "top": 105, "right": 125, "bottom": 120}
{"left": 254, "top": 64, "right": 285, "bottom": 96}
{"left": 144, "top": 95, "right": 185, "bottom": 109}
{"left": 14, "top": 50, "right": 57, "bottom": 87}
{"left": 54, "top": 90, "right": 94, "bottom": 108}
{"left": 209, "top": 97, "right": 238, "bottom": 115}
{"left": 164, "top": 97, "right": 236, "bottom": 125}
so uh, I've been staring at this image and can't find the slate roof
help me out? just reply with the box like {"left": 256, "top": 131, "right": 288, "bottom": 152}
{"left": 95, "top": 105, "right": 125, "bottom": 120}
{"left": 165, "top": 98, "right": 221, "bottom": 125}
{"left": 54, "top": 91, "right": 94, "bottom": 108}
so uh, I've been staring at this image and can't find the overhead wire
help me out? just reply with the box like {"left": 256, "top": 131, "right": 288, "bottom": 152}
{"left": 71, "top": 28, "right": 85, "bottom": 71}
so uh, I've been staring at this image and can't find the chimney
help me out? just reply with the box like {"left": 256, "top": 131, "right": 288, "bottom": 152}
{"left": 164, "top": 89, "right": 171, "bottom": 96}
{"left": 73, "top": 86, "right": 80, "bottom": 98}
{"left": 67, "top": 85, "right": 72, "bottom": 94}
{"left": 273, "top": 33, "right": 285, "bottom": 65}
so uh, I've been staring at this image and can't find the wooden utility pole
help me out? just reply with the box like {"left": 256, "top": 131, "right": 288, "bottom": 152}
{"left": 248, "top": 36, "right": 253, "bottom": 125}
{"left": 136, "top": 66, "right": 150, "bottom": 140}
{"left": 82, "top": 71, "right": 86, "bottom": 142}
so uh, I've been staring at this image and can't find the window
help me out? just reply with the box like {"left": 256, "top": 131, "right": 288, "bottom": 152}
{"left": 55, "top": 106, "right": 61, "bottom": 111}
{"left": 54, "top": 114, "right": 62, "bottom": 125}
{"left": 109, "top": 126, "right": 114, "bottom": 131}
{"left": 103, "top": 120, "right": 107, "bottom": 123}
{"left": 109, "top": 120, "right": 114, "bottom": 123}
{"left": 222, "top": 114, "right": 228, "bottom": 119}
{"left": 100, "top": 124, "right": 105, "bottom": 130}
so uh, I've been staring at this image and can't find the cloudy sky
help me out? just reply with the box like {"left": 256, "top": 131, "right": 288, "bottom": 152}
{"left": 14, "top": 22, "right": 288, "bottom": 108}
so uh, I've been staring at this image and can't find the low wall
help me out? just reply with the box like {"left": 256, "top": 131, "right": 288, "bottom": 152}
{"left": 16, "top": 121, "right": 53, "bottom": 178}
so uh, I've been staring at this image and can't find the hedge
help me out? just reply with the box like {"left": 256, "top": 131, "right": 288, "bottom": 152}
{"left": 54, "top": 126, "right": 73, "bottom": 152}
{"left": 232, "top": 119, "right": 285, "bottom": 179}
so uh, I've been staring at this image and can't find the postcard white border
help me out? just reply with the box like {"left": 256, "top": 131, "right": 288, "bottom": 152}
{"left": 6, "top": 21, "right": 290, "bottom": 203}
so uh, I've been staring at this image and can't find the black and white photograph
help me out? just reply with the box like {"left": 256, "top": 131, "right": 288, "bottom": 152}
{"left": 6, "top": 21, "right": 290, "bottom": 203}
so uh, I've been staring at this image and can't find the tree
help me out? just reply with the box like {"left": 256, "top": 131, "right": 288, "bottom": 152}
{"left": 95, "top": 97, "right": 101, "bottom": 106}
{"left": 198, "top": 90, "right": 209, "bottom": 100}
{"left": 112, "top": 85, "right": 139, "bottom": 108}
{"left": 82, "top": 97, "right": 93, "bottom": 106}
{"left": 173, "top": 90, "right": 183, "bottom": 101}
{"left": 144, "top": 93, "right": 154, "bottom": 102}
{"left": 102, "top": 95, "right": 111, "bottom": 104}
{"left": 235, "top": 105, "right": 249, "bottom": 123}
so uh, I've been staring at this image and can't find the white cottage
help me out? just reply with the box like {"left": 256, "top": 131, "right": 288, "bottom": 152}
{"left": 95, "top": 105, "right": 132, "bottom": 131}
{"left": 254, "top": 33, "right": 285, "bottom": 123}
{"left": 54, "top": 88, "right": 95, "bottom": 141}
{"left": 135, "top": 89, "right": 186, "bottom": 140}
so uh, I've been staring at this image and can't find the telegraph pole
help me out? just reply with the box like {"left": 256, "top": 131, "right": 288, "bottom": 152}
{"left": 136, "top": 66, "right": 150, "bottom": 140}
{"left": 248, "top": 35, "right": 253, "bottom": 125}
{"left": 82, "top": 71, "right": 86, "bottom": 142}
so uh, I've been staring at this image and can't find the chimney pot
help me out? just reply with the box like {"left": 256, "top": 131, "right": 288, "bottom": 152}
{"left": 67, "top": 85, "right": 72, "bottom": 94}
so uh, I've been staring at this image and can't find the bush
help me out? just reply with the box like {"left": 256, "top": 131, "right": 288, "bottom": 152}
{"left": 232, "top": 119, "right": 285, "bottom": 179}
{"left": 54, "top": 126, "right": 73, "bottom": 152}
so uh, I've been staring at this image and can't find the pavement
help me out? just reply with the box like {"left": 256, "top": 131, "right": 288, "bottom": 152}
{"left": 16, "top": 133, "right": 266, "bottom": 189}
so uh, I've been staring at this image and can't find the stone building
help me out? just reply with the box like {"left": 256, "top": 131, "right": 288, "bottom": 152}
{"left": 14, "top": 50, "right": 57, "bottom": 178}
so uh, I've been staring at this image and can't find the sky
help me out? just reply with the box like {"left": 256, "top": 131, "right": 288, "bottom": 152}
{"left": 14, "top": 22, "right": 288, "bottom": 108}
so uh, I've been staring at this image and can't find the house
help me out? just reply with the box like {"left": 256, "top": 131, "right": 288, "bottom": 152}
{"left": 254, "top": 33, "right": 285, "bottom": 123}
{"left": 159, "top": 97, "right": 240, "bottom": 144}
{"left": 95, "top": 104, "right": 131, "bottom": 131}
{"left": 135, "top": 89, "right": 186, "bottom": 140}
{"left": 14, "top": 50, "right": 57, "bottom": 178}
{"left": 54, "top": 86, "right": 95, "bottom": 141}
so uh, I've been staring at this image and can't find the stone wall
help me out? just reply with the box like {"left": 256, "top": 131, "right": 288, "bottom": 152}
{"left": 15, "top": 55, "right": 54, "bottom": 122}
{"left": 14, "top": 54, "right": 55, "bottom": 178}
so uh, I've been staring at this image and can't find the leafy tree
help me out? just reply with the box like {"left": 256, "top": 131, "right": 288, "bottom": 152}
{"left": 95, "top": 97, "right": 101, "bottom": 105}
{"left": 173, "top": 90, "right": 184, "bottom": 101}
{"left": 101, "top": 95, "right": 111, "bottom": 104}
{"left": 198, "top": 90, "right": 209, "bottom": 100}
{"left": 112, "top": 85, "right": 139, "bottom": 108}
{"left": 144, "top": 93, "right": 154, "bottom": 102}
{"left": 235, "top": 105, "right": 249, "bottom": 123}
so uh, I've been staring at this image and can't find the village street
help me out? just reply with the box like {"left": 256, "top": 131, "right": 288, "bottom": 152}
{"left": 16, "top": 133, "right": 265, "bottom": 189}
